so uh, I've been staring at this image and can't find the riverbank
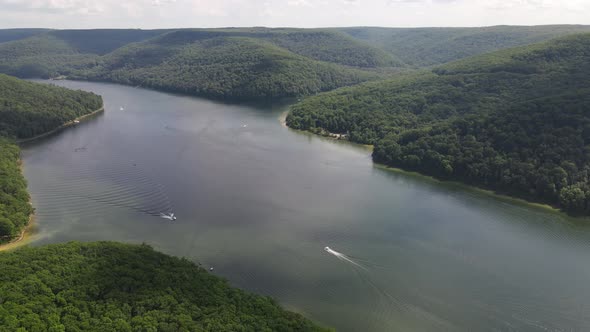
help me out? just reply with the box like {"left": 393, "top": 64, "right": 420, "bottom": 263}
{"left": 373, "top": 164, "right": 575, "bottom": 217}
{"left": 285, "top": 119, "right": 583, "bottom": 219}
{"left": 280, "top": 110, "right": 373, "bottom": 151}
{"left": 16, "top": 106, "right": 104, "bottom": 144}
{"left": 1, "top": 104, "right": 104, "bottom": 251}
{"left": 0, "top": 213, "right": 36, "bottom": 252}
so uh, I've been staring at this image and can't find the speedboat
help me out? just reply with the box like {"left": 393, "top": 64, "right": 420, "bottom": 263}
{"left": 324, "top": 246, "right": 331, "bottom": 252}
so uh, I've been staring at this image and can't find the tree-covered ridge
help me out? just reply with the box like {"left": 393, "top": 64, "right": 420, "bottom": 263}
{"left": 0, "top": 74, "right": 103, "bottom": 139}
{"left": 0, "top": 139, "right": 32, "bottom": 245}
{"left": 0, "top": 28, "right": 389, "bottom": 100}
{"left": 82, "top": 36, "right": 378, "bottom": 100}
{"left": 287, "top": 33, "right": 590, "bottom": 215}
{"left": 337, "top": 25, "right": 590, "bottom": 67}
{"left": 0, "top": 34, "right": 100, "bottom": 78}
{"left": 146, "top": 28, "right": 401, "bottom": 68}
{"left": 0, "top": 29, "right": 49, "bottom": 44}
{"left": 0, "top": 241, "right": 330, "bottom": 332}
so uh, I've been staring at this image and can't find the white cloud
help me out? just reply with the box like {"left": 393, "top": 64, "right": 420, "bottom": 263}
{"left": 0, "top": 0, "right": 588, "bottom": 28}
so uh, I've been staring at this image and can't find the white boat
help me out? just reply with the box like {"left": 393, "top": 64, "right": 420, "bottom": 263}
{"left": 160, "top": 212, "right": 177, "bottom": 221}
{"left": 73, "top": 120, "right": 80, "bottom": 124}
{"left": 120, "top": 106, "right": 125, "bottom": 111}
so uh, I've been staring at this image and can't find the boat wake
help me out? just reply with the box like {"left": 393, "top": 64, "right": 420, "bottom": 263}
{"left": 323, "top": 245, "right": 449, "bottom": 328}
{"left": 324, "top": 246, "right": 367, "bottom": 271}
{"left": 160, "top": 212, "right": 177, "bottom": 221}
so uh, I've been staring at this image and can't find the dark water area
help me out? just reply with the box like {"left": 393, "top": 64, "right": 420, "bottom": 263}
{"left": 22, "top": 80, "right": 590, "bottom": 331}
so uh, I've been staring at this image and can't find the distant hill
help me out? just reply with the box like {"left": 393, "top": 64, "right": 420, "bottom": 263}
{"left": 0, "top": 28, "right": 389, "bottom": 100}
{"left": 0, "top": 241, "right": 329, "bottom": 331}
{"left": 80, "top": 33, "right": 379, "bottom": 100}
{"left": 287, "top": 33, "right": 590, "bottom": 215}
{"left": 0, "top": 29, "right": 168, "bottom": 78}
{"left": 0, "top": 28, "right": 49, "bottom": 43}
{"left": 337, "top": 25, "right": 590, "bottom": 67}
{"left": 140, "top": 28, "right": 401, "bottom": 68}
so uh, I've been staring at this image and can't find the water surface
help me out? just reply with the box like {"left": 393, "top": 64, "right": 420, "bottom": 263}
{"left": 22, "top": 80, "right": 590, "bottom": 331}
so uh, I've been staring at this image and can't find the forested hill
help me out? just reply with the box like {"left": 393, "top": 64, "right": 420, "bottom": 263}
{"left": 0, "top": 241, "right": 329, "bottom": 331}
{"left": 0, "top": 28, "right": 393, "bottom": 100}
{"left": 287, "top": 33, "right": 590, "bottom": 215}
{"left": 0, "top": 29, "right": 49, "bottom": 43}
{"left": 337, "top": 25, "right": 590, "bottom": 67}
{"left": 81, "top": 35, "right": 378, "bottom": 100}
{"left": 0, "top": 74, "right": 102, "bottom": 139}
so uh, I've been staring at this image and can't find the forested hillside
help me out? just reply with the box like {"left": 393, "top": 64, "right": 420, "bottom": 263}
{"left": 0, "top": 29, "right": 48, "bottom": 43}
{"left": 0, "top": 241, "right": 329, "bottom": 331}
{"left": 82, "top": 35, "right": 377, "bottom": 99}
{"left": 287, "top": 33, "right": 590, "bottom": 215}
{"left": 0, "top": 29, "right": 166, "bottom": 78}
{"left": 338, "top": 25, "right": 590, "bottom": 67}
{"left": 0, "top": 74, "right": 102, "bottom": 139}
{"left": 0, "top": 28, "right": 389, "bottom": 100}
{"left": 0, "top": 74, "right": 102, "bottom": 243}
{"left": 0, "top": 139, "right": 31, "bottom": 245}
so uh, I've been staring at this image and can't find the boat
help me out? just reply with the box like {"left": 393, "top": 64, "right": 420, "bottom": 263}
{"left": 73, "top": 120, "right": 80, "bottom": 124}
{"left": 120, "top": 106, "right": 125, "bottom": 111}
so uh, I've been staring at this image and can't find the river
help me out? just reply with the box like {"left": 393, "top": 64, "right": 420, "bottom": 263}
{"left": 21, "top": 80, "right": 590, "bottom": 331}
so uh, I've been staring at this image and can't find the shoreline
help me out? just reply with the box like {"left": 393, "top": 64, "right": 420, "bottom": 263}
{"left": 373, "top": 164, "right": 575, "bottom": 217}
{"left": 1, "top": 104, "right": 104, "bottom": 251}
{"left": 16, "top": 106, "right": 104, "bottom": 144}
{"left": 0, "top": 161, "right": 36, "bottom": 252}
{"left": 286, "top": 120, "right": 582, "bottom": 219}
{"left": 280, "top": 110, "right": 373, "bottom": 151}
{"left": 0, "top": 213, "right": 36, "bottom": 252}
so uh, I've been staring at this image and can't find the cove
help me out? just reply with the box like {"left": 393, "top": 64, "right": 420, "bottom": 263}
{"left": 22, "top": 80, "right": 590, "bottom": 331}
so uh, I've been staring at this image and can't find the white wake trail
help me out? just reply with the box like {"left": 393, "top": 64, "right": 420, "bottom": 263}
{"left": 324, "top": 246, "right": 368, "bottom": 271}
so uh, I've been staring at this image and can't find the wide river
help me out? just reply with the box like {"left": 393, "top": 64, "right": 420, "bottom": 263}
{"left": 22, "top": 80, "right": 590, "bottom": 331}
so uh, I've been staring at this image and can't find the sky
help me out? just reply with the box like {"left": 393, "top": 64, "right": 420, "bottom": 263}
{"left": 0, "top": 0, "right": 589, "bottom": 29}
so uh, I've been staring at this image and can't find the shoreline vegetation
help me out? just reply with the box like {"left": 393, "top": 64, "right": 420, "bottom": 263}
{"left": 373, "top": 164, "right": 570, "bottom": 217}
{"left": 0, "top": 212, "right": 36, "bottom": 252}
{"left": 286, "top": 109, "right": 580, "bottom": 219}
{"left": 16, "top": 106, "right": 104, "bottom": 144}
{"left": 283, "top": 111, "right": 578, "bottom": 219}
{"left": 0, "top": 242, "right": 330, "bottom": 331}
{"left": 0, "top": 161, "right": 39, "bottom": 252}
{"left": 282, "top": 106, "right": 567, "bottom": 216}
{"left": 0, "top": 106, "right": 104, "bottom": 251}
{"left": 286, "top": 33, "right": 590, "bottom": 217}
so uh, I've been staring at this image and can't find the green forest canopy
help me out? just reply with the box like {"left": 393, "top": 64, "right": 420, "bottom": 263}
{"left": 0, "top": 241, "right": 330, "bottom": 332}
{"left": 0, "top": 28, "right": 394, "bottom": 100}
{"left": 287, "top": 33, "right": 590, "bottom": 215}
{"left": 0, "top": 74, "right": 102, "bottom": 139}
{"left": 337, "top": 25, "right": 590, "bottom": 67}
{"left": 2, "top": 26, "right": 590, "bottom": 100}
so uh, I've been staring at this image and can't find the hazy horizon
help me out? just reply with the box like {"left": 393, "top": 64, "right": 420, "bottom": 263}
{"left": 1, "top": 0, "right": 589, "bottom": 30}
{"left": 2, "top": 24, "right": 590, "bottom": 30}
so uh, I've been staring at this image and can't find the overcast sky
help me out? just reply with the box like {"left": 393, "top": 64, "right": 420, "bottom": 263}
{"left": 1, "top": 0, "right": 589, "bottom": 29}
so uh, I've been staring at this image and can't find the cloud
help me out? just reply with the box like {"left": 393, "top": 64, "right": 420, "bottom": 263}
{"left": 0, "top": 0, "right": 105, "bottom": 14}
{"left": 0, "top": 0, "right": 588, "bottom": 28}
